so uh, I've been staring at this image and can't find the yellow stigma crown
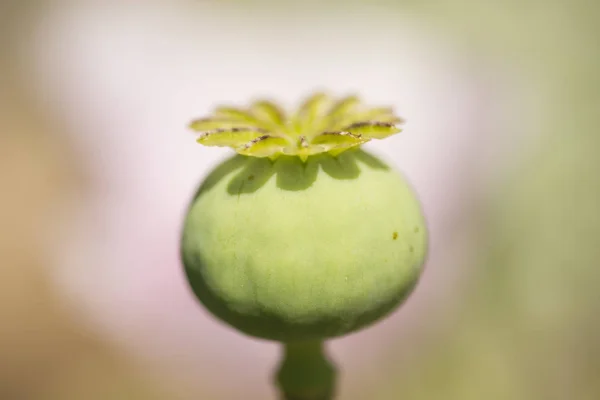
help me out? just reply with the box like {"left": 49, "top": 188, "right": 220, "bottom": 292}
{"left": 189, "top": 93, "right": 404, "bottom": 161}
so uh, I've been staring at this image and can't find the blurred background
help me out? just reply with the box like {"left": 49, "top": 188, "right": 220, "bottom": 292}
{"left": 1, "top": 1, "right": 598, "bottom": 399}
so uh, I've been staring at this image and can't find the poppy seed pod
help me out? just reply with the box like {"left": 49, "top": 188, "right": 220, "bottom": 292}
{"left": 181, "top": 94, "right": 427, "bottom": 342}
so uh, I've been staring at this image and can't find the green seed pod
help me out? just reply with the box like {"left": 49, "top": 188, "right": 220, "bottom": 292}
{"left": 182, "top": 94, "right": 427, "bottom": 342}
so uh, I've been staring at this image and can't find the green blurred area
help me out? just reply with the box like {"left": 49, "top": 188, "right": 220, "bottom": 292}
{"left": 1, "top": 0, "right": 599, "bottom": 399}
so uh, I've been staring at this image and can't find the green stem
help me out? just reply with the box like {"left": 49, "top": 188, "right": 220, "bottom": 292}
{"left": 275, "top": 340, "right": 337, "bottom": 400}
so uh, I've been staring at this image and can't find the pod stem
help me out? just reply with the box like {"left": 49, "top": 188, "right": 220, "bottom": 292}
{"left": 275, "top": 340, "right": 337, "bottom": 400}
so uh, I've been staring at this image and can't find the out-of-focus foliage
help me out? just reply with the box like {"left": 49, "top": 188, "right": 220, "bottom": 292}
{"left": 371, "top": 1, "right": 600, "bottom": 399}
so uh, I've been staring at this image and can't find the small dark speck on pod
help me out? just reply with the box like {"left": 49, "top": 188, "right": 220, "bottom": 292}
{"left": 409, "top": 245, "right": 414, "bottom": 253}
{"left": 248, "top": 175, "right": 255, "bottom": 181}
{"left": 414, "top": 226, "right": 420, "bottom": 233}
{"left": 392, "top": 232, "right": 398, "bottom": 240}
